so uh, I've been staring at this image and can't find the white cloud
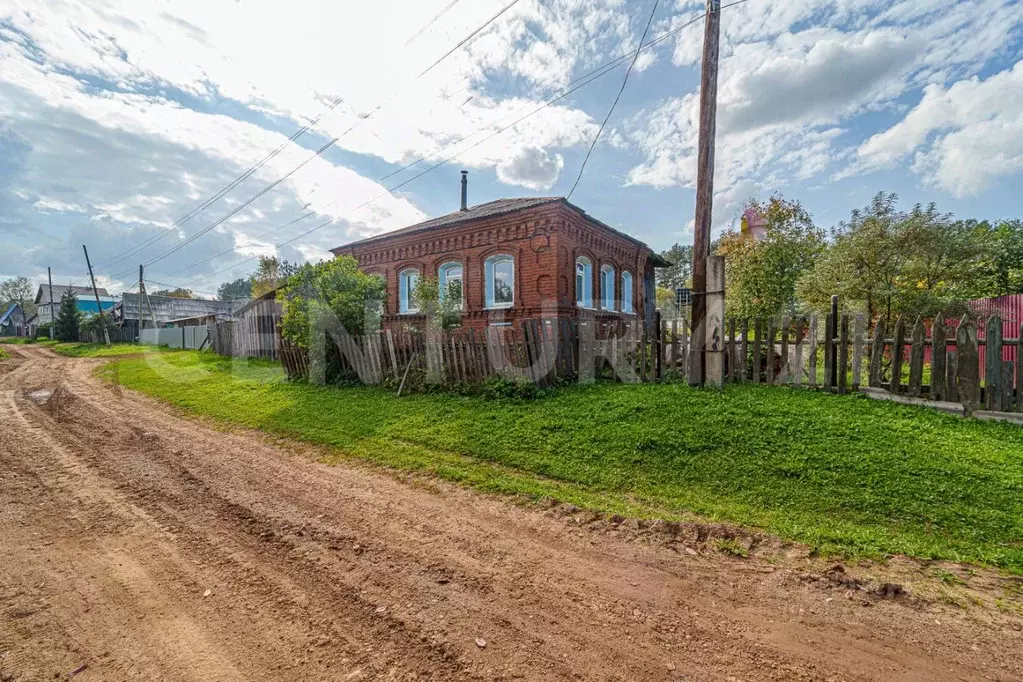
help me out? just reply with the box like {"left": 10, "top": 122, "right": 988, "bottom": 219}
{"left": 496, "top": 146, "right": 565, "bottom": 190}
{"left": 855, "top": 61, "right": 1023, "bottom": 196}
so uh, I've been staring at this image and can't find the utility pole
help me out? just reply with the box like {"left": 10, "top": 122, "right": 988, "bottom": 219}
{"left": 138, "top": 264, "right": 144, "bottom": 342}
{"left": 47, "top": 267, "right": 55, "bottom": 340}
{"left": 689, "top": 0, "right": 721, "bottom": 387}
{"left": 82, "top": 245, "right": 111, "bottom": 346}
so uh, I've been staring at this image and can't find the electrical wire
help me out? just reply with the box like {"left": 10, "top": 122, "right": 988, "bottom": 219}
{"left": 101, "top": 0, "right": 522, "bottom": 281}
{"left": 405, "top": 0, "right": 463, "bottom": 45}
{"left": 160, "top": 0, "right": 753, "bottom": 290}
{"left": 566, "top": 0, "right": 660, "bottom": 200}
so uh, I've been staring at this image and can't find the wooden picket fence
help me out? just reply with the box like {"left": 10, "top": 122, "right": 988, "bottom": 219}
{"left": 215, "top": 297, "right": 1020, "bottom": 417}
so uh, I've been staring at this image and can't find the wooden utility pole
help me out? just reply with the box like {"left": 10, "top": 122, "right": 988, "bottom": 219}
{"left": 82, "top": 245, "right": 111, "bottom": 346}
{"left": 689, "top": 0, "right": 721, "bottom": 387}
{"left": 47, "top": 266, "right": 55, "bottom": 340}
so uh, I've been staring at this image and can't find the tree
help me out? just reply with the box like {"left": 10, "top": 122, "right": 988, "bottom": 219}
{"left": 973, "top": 220, "right": 1023, "bottom": 298}
{"left": 279, "top": 255, "right": 387, "bottom": 349}
{"left": 252, "top": 256, "right": 298, "bottom": 298}
{"left": 798, "top": 193, "right": 990, "bottom": 324}
{"left": 53, "top": 292, "right": 81, "bottom": 342}
{"left": 0, "top": 276, "right": 36, "bottom": 317}
{"left": 217, "top": 277, "right": 253, "bottom": 302}
{"left": 655, "top": 244, "right": 693, "bottom": 290}
{"left": 414, "top": 276, "right": 463, "bottom": 331}
{"left": 715, "top": 195, "right": 823, "bottom": 320}
{"left": 80, "top": 310, "right": 117, "bottom": 339}
{"left": 151, "top": 288, "right": 194, "bottom": 299}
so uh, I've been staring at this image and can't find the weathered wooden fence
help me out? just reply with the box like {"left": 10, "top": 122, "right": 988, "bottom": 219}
{"left": 210, "top": 298, "right": 282, "bottom": 359}
{"left": 209, "top": 297, "right": 1021, "bottom": 418}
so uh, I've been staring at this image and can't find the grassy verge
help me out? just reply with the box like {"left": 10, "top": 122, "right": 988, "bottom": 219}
{"left": 100, "top": 351, "right": 1023, "bottom": 573}
{"left": 0, "top": 336, "right": 38, "bottom": 345}
{"left": 0, "top": 347, "right": 9, "bottom": 360}
{"left": 47, "top": 342, "right": 180, "bottom": 358}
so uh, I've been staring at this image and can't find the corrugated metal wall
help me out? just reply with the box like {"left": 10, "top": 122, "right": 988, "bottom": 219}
{"left": 970, "top": 294, "right": 1023, "bottom": 369}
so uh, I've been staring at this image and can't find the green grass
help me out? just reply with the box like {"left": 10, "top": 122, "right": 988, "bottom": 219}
{"left": 99, "top": 351, "right": 1023, "bottom": 573}
{"left": 0, "top": 347, "right": 9, "bottom": 360}
{"left": 0, "top": 336, "right": 38, "bottom": 344}
{"left": 46, "top": 342, "right": 180, "bottom": 358}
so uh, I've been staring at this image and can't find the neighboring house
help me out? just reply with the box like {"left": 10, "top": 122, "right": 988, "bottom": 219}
{"left": 331, "top": 174, "right": 668, "bottom": 331}
{"left": 116, "top": 293, "right": 236, "bottom": 337}
{"left": 0, "top": 303, "right": 27, "bottom": 336}
{"left": 34, "top": 285, "right": 117, "bottom": 325}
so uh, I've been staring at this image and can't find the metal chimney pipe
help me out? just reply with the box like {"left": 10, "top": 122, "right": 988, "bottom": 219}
{"left": 460, "top": 170, "right": 468, "bottom": 211}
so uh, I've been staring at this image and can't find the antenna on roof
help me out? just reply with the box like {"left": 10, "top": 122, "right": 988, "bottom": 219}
{"left": 460, "top": 170, "right": 468, "bottom": 212}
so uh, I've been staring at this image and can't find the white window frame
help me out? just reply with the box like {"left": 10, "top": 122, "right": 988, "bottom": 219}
{"left": 600, "top": 264, "right": 616, "bottom": 311}
{"left": 575, "top": 256, "right": 593, "bottom": 308}
{"left": 438, "top": 262, "right": 464, "bottom": 309}
{"left": 399, "top": 268, "right": 420, "bottom": 314}
{"left": 621, "top": 270, "right": 634, "bottom": 314}
{"left": 485, "top": 254, "right": 515, "bottom": 309}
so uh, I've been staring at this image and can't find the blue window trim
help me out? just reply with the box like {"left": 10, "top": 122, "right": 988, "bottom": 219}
{"left": 399, "top": 268, "right": 420, "bottom": 314}
{"left": 621, "top": 270, "right": 634, "bottom": 314}
{"left": 484, "top": 255, "right": 514, "bottom": 309}
{"left": 601, "top": 264, "right": 615, "bottom": 311}
{"left": 438, "top": 262, "right": 464, "bottom": 309}
{"left": 575, "top": 257, "right": 593, "bottom": 308}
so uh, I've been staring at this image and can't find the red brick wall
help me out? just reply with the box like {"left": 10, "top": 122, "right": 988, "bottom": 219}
{"left": 334, "top": 202, "right": 657, "bottom": 331}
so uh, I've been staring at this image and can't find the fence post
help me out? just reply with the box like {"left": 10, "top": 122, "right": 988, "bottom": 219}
{"left": 985, "top": 315, "right": 1003, "bottom": 410}
{"left": 838, "top": 314, "right": 849, "bottom": 394}
{"left": 957, "top": 316, "right": 980, "bottom": 413}
{"left": 705, "top": 255, "right": 726, "bottom": 388}
{"left": 826, "top": 295, "right": 839, "bottom": 391}
{"left": 890, "top": 317, "right": 906, "bottom": 394}
{"left": 654, "top": 311, "right": 663, "bottom": 380}
{"left": 931, "top": 314, "right": 947, "bottom": 401}
{"left": 868, "top": 318, "right": 884, "bottom": 388}
{"left": 908, "top": 316, "right": 926, "bottom": 398}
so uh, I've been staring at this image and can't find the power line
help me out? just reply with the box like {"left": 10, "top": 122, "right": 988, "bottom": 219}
{"left": 102, "top": 0, "right": 522, "bottom": 282}
{"left": 162, "top": 0, "right": 753, "bottom": 290}
{"left": 567, "top": 0, "right": 661, "bottom": 200}
{"left": 94, "top": 95, "right": 346, "bottom": 270}
{"left": 405, "top": 0, "right": 463, "bottom": 46}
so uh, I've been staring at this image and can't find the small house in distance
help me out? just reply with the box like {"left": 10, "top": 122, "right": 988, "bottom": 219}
{"left": 0, "top": 303, "right": 27, "bottom": 336}
{"left": 34, "top": 284, "right": 117, "bottom": 326}
{"left": 331, "top": 172, "right": 668, "bottom": 331}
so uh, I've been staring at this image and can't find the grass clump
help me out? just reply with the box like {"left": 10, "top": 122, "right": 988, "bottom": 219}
{"left": 100, "top": 350, "right": 1023, "bottom": 573}
{"left": 48, "top": 342, "right": 180, "bottom": 358}
{"left": 714, "top": 538, "right": 749, "bottom": 558}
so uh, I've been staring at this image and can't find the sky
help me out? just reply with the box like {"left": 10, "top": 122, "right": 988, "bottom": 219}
{"left": 1, "top": 0, "right": 1021, "bottom": 298}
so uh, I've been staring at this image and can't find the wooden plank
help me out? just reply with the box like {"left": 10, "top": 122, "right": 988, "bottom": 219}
{"left": 908, "top": 316, "right": 925, "bottom": 398}
{"left": 778, "top": 316, "right": 790, "bottom": 385}
{"left": 752, "top": 319, "right": 763, "bottom": 384}
{"left": 1018, "top": 323, "right": 1023, "bottom": 413}
{"left": 657, "top": 313, "right": 665, "bottom": 380}
{"left": 766, "top": 319, "right": 776, "bottom": 385}
{"left": 522, "top": 321, "right": 537, "bottom": 385}
{"left": 946, "top": 350, "right": 959, "bottom": 403}
{"left": 726, "top": 318, "right": 736, "bottom": 383}
{"left": 1002, "top": 361, "right": 1015, "bottom": 412}
{"left": 890, "top": 317, "right": 906, "bottom": 395}
{"left": 985, "top": 315, "right": 1003, "bottom": 410}
{"left": 823, "top": 312, "right": 834, "bottom": 392}
{"left": 385, "top": 329, "right": 399, "bottom": 381}
{"left": 669, "top": 319, "right": 678, "bottom": 374}
{"left": 640, "top": 320, "right": 649, "bottom": 382}
{"left": 868, "top": 318, "right": 884, "bottom": 389}
{"left": 807, "top": 316, "right": 818, "bottom": 388}
{"left": 931, "top": 315, "right": 947, "bottom": 401}
{"left": 851, "top": 314, "right": 865, "bottom": 390}
{"left": 793, "top": 317, "right": 805, "bottom": 388}
{"left": 838, "top": 314, "right": 849, "bottom": 395}
{"left": 739, "top": 319, "right": 749, "bottom": 382}
{"left": 956, "top": 316, "right": 980, "bottom": 413}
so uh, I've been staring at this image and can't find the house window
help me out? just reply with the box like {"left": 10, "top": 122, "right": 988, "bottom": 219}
{"left": 485, "top": 255, "right": 514, "bottom": 308}
{"left": 621, "top": 270, "right": 634, "bottom": 314}
{"left": 399, "top": 268, "right": 420, "bottom": 314}
{"left": 438, "top": 262, "right": 464, "bottom": 309}
{"left": 601, "top": 264, "right": 615, "bottom": 311}
{"left": 575, "top": 257, "right": 593, "bottom": 308}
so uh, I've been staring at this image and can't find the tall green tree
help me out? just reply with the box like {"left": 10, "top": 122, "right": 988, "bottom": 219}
{"left": 798, "top": 193, "right": 990, "bottom": 324}
{"left": 217, "top": 277, "right": 253, "bottom": 302}
{"left": 655, "top": 244, "right": 693, "bottom": 290}
{"left": 53, "top": 292, "right": 81, "bottom": 342}
{"left": 974, "top": 219, "right": 1023, "bottom": 297}
{"left": 252, "top": 256, "right": 298, "bottom": 298}
{"left": 716, "top": 195, "right": 823, "bottom": 319}
{"left": 0, "top": 276, "right": 36, "bottom": 317}
{"left": 151, "top": 288, "right": 194, "bottom": 299}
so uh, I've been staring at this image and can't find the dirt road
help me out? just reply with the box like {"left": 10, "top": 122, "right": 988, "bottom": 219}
{"left": 1, "top": 345, "right": 1020, "bottom": 681}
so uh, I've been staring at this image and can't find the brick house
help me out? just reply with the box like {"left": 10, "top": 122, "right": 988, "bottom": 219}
{"left": 330, "top": 173, "right": 668, "bottom": 331}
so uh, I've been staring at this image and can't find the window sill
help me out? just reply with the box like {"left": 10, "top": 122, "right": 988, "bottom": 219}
{"left": 399, "top": 310, "right": 421, "bottom": 315}
{"left": 484, "top": 304, "right": 514, "bottom": 311}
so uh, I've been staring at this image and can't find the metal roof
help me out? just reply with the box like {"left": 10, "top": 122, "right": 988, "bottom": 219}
{"left": 118, "top": 293, "right": 236, "bottom": 323}
{"left": 34, "top": 284, "right": 110, "bottom": 304}
{"left": 330, "top": 197, "right": 669, "bottom": 265}
{"left": 0, "top": 303, "right": 22, "bottom": 326}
